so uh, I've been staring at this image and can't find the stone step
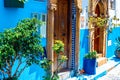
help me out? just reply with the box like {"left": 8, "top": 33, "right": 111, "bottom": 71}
{"left": 97, "top": 57, "right": 108, "bottom": 67}
{"left": 58, "top": 70, "right": 74, "bottom": 80}
{"left": 97, "top": 54, "right": 103, "bottom": 58}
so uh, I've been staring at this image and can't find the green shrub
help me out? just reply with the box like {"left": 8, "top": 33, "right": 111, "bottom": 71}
{"left": 84, "top": 51, "right": 98, "bottom": 59}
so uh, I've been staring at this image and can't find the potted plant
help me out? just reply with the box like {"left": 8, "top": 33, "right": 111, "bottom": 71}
{"left": 83, "top": 51, "right": 98, "bottom": 75}
{"left": 115, "top": 37, "right": 120, "bottom": 58}
{"left": 4, "top": 0, "right": 27, "bottom": 8}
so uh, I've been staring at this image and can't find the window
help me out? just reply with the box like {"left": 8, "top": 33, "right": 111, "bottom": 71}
{"left": 40, "top": 14, "right": 47, "bottom": 38}
{"left": 31, "top": 13, "right": 47, "bottom": 38}
{"left": 31, "top": 13, "right": 47, "bottom": 22}
{"left": 110, "top": 0, "right": 115, "bottom": 10}
{"left": 40, "top": 14, "right": 47, "bottom": 22}
{"left": 31, "top": 13, "right": 39, "bottom": 19}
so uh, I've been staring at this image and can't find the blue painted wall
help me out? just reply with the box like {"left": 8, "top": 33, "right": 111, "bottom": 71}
{"left": 107, "top": 0, "right": 120, "bottom": 58}
{"left": 79, "top": 0, "right": 120, "bottom": 70}
{"left": 0, "top": 0, "right": 47, "bottom": 80}
{"left": 107, "top": 27, "right": 120, "bottom": 58}
{"left": 79, "top": 29, "right": 89, "bottom": 69}
{"left": 79, "top": 0, "right": 89, "bottom": 70}
{"left": 79, "top": 26, "right": 120, "bottom": 70}
{"left": 0, "top": 0, "right": 47, "bottom": 32}
{"left": 79, "top": 27, "right": 120, "bottom": 69}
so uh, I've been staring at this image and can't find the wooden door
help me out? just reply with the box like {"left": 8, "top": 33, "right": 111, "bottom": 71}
{"left": 54, "top": 0, "right": 69, "bottom": 70}
{"left": 94, "top": 4, "right": 100, "bottom": 53}
{"left": 94, "top": 4, "right": 103, "bottom": 54}
{"left": 94, "top": 27, "right": 100, "bottom": 53}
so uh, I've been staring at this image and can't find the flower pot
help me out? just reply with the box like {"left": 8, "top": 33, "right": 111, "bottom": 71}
{"left": 83, "top": 58, "right": 96, "bottom": 75}
{"left": 4, "top": 0, "right": 24, "bottom": 8}
{"left": 115, "top": 50, "right": 120, "bottom": 58}
{"left": 3, "top": 77, "right": 18, "bottom": 80}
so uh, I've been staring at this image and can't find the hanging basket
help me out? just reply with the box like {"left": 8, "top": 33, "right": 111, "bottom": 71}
{"left": 4, "top": 0, "right": 24, "bottom": 8}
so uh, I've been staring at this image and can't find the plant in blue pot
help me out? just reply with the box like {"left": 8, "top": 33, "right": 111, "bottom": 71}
{"left": 115, "top": 37, "right": 120, "bottom": 58}
{"left": 83, "top": 51, "right": 98, "bottom": 75}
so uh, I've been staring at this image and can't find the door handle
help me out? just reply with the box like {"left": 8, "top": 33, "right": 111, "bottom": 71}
{"left": 54, "top": 34, "right": 56, "bottom": 37}
{"left": 62, "top": 33, "right": 65, "bottom": 36}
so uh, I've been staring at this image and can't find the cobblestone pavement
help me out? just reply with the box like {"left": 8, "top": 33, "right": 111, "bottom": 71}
{"left": 98, "top": 64, "right": 120, "bottom": 80}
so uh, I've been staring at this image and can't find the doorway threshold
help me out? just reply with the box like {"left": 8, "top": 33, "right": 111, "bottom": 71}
{"left": 58, "top": 69, "right": 74, "bottom": 80}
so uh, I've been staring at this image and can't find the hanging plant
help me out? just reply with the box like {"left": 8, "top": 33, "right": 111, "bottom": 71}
{"left": 4, "top": 0, "right": 27, "bottom": 8}
{"left": 89, "top": 16, "right": 108, "bottom": 27}
{"left": 18, "top": 0, "right": 27, "bottom": 3}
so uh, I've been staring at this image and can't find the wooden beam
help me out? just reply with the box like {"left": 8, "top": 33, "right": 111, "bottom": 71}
{"left": 75, "top": 8, "right": 80, "bottom": 71}
{"left": 74, "top": 0, "right": 82, "bottom": 10}
{"left": 47, "top": 2, "right": 57, "bottom": 73}
{"left": 68, "top": 0, "right": 72, "bottom": 69}
{"left": 49, "top": 0, "right": 57, "bottom": 4}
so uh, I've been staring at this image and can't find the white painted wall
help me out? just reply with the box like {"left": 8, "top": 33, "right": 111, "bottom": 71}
{"left": 109, "top": 0, "right": 120, "bottom": 24}
{"left": 108, "top": 0, "right": 115, "bottom": 18}
{"left": 116, "top": 0, "right": 120, "bottom": 21}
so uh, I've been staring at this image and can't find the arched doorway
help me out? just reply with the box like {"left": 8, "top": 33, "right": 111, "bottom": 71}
{"left": 94, "top": 3, "right": 104, "bottom": 55}
{"left": 89, "top": 0, "right": 108, "bottom": 66}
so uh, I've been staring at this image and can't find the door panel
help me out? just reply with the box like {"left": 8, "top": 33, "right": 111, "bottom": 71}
{"left": 94, "top": 27, "right": 100, "bottom": 53}
{"left": 54, "top": 0, "right": 69, "bottom": 69}
{"left": 94, "top": 4, "right": 103, "bottom": 54}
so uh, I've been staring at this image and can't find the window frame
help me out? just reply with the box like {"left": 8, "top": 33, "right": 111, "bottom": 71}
{"left": 110, "top": 0, "right": 115, "bottom": 10}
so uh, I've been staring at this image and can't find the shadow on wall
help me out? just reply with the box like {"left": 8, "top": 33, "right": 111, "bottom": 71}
{"left": 19, "top": 47, "right": 47, "bottom": 80}
{"left": 11, "top": 39, "right": 46, "bottom": 80}
{"left": 18, "top": 64, "right": 45, "bottom": 80}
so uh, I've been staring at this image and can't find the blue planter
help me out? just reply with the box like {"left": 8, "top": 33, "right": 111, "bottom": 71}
{"left": 83, "top": 58, "right": 96, "bottom": 75}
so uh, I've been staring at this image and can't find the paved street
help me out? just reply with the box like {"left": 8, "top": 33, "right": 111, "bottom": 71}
{"left": 98, "top": 64, "right": 120, "bottom": 80}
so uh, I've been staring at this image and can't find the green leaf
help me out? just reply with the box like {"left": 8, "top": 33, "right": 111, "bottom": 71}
{"left": 0, "top": 18, "right": 44, "bottom": 78}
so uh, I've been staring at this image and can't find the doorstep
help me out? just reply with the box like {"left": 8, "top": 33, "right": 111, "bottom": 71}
{"left": 67, "top": 56, "right": 120, "bottom": 80}
{"left": 97, "top": 57, "right": 108, "bottom": 67}
{"left": 58, "top": 70, "right": 75, "bottom": 80}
